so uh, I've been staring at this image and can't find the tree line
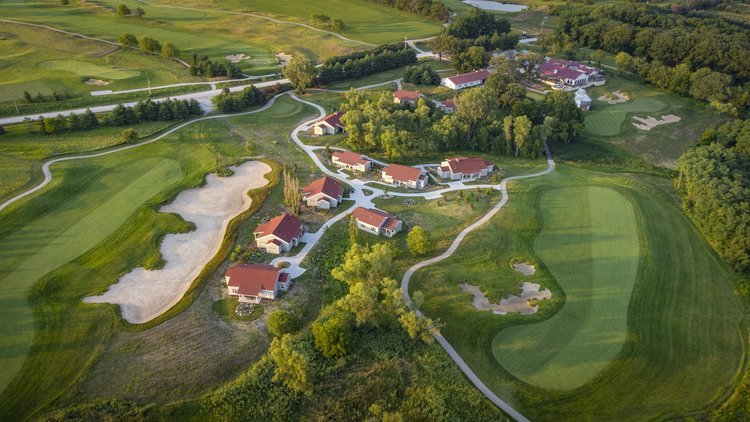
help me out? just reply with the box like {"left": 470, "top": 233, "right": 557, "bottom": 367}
{"left": 189, "top": 54, "right": 243, "bottom": 78}
{"left": 340, "top": 55, "right": 582, "bottom": 159}
{"left": 119, "top": 33, "right": 179, "bottom": 58}
{"left": 366, "top": 0, "right": 451, "bottom": 21}
{"left": 317, "top": 43, "right": 417, "bottom": 84}
{"left": 33, "top": 98, "right": 202, "bottom": 135}
{"left": 211, "top": 85, "right": 268, "bottom": 113}
{"left": 554, "top": 3, "right": 750, "bottom": 115}
{"left": 675, "top": 120, "right": 750, "bottom": 273}
{"left": 403, "top": 64, "right": 440, "bottom": 85}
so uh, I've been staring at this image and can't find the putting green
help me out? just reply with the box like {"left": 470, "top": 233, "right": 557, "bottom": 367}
{"left": 0, "top": 157, "right": 182, "bottom": 393}
{"left": 584, "top": 97, "right": 666, "bottom": 137}
{"left": 492, "top": 186, "right": 640, "bottom": 390}
{"left": 37, "top": 60, "right": 141, "bottom": 80}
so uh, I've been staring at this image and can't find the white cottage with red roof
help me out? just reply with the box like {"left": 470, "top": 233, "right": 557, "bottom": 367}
{"left": 351, "top": 207, "right": 402, "bottom": 237}
{"left": 393, "top": 90, "right": 421, "bottom": 105}
{"left": 381, "top": 164, "right": 427, "bottom": 189}
{"left": 313, "top": 111, "right": 345, "bottom": 136}
{"left": 438, "top": 157, "right": 495, "bottom": 181}
{"left": 332, "top": 150, "right": 372, "bottom": 173}
{"left": 253, "top": 213, "right": 305, "bottom": 254}
{"left": 301, "top": 176, "right": 344, "bottom": 209}
{"left": 440, "top": 69, "right": 490, "bottom": 90}
{"left": 225, "top": 264, "right": 290, "bottom": 303}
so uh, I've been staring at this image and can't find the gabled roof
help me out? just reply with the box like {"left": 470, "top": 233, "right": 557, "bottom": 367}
{"left": 442, "top": 98, "right": 456, "bottom": 108}
{"left": 445, "top": 157, "right": 493, "bottom": 174}
{"left": 332, "top": 150, "right": 369, "bottom": 167}
{"left": 302, "top": 176, "right": 344, "bottom": 200}
{"left": 445, "top": 69, "right": 490, "bottom": 86}
{"left": 382, "top": 163, "right": 423, "bottom": 183}
{"left": 226, "top": 264, "right": 282, "bottom": 296}
{"left": 539, "top": 58, "right": 598, "bottom": 81}
{"left": 352, "top": 207, "right": 399, "bottom": 229}
{"left": 394, "top": 90, "right": 421, "bottom": 101}
{"left": 254, "top": 213, "right": 304, "bottom": 243}
{"left": 316, "top": 111, "right": 344, "bottom": 128}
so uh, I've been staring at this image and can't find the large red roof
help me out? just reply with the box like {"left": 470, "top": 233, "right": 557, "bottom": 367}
{"left": 382, "top": 163, "right": 423, "bottom": 183}
{"left": 318, "top": 111, "right": 344, "bottom": 128}
{"left": 446, "top": 69, "right": 490, "bottom": 86}
{"left": 393, "top": 90, "right": 421, "bottom": 101}
{"left": 445, "top": 157, "right": 493, "bottom": 174}
{"left": 301, "top": 176, "right": 344, "bottom": 200}
{"left": 352, "top": 207, "right": 399, "bottom": 229}
{"left": 226, "top": 264, "right": 283, "bottom": 296}
{"left": 333, "top": 150, "right": 369, "bottom": 167}
{"left": 254, "top": 213, "right": 304, "bottom": 243}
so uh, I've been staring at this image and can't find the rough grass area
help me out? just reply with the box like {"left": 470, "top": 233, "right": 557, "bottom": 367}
{"left": 582, "top": 76, "right": 726, "bottom": 168}
{"left": 212, "top": 298, "right": 264, "bottom": 322}
{"left": 493, "top": 185, "right": 640, "bottom": 390}
{"left": 410, "top": 165, "right": 746, "bottom": 421}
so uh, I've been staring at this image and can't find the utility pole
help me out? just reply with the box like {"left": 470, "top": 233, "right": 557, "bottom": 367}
{"left": 147, "top": 77, "right": 152, "bottom": 96}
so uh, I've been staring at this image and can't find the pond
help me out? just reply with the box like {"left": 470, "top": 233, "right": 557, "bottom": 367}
{"left": 463, "top": 0, "right": 528, "bottom": 12}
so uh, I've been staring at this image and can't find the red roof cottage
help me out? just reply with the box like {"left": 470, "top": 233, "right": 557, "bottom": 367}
{"left": 351, "top": 207, "right": 402, "bottom": 237}
{"left": 225, "top": 264, "right": 290, "bottom": 303}
{"left": 254, "top": 213, "right": 305, "bottom": 254}
{"left": 313, "top": 111, "right": 345, "bottom": 136}
{"left": 381, "top": 164, "right": 428, "bottom": 189}
{"left": 301, "top": 176, "right": 344, "bottom": 210}
{"left": 437, "top": 157, "right": 494, "bottom": 181}
{"left": 393, "top": 90, "right": 421, "bottom": 105}
{"left": 440, "top": 69, "right": 490, "bottom": 90}
{"left": 332, "top": 150, "right": 372, "bottom": 173}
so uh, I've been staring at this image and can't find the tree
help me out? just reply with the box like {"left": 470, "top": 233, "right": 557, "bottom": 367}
{"left": 267, "top": 310, "right": 299, "bottom": 337}
{"left": 116, "top": 4, "right": 131, "bottom": 16}
{"left": 269, "top": 335, "right": 312, "bottom": 395}
{"left": 512, "top": 115, "right": 532, "bottom": 156}
{"left": 0, "top": 125, "right": 6, "bottom": 135}
{"left": 139, "top": 36, "right": 161, "bottom": 53}
{"left": 348, "top": 215, "right": 359, "bottom": 245}
{"left": 133, "top": 7, "right": 145, "bottom": 17}
{"left": 455, "top": 87, "right": 495, "bottom": 145}
{"left": 428, "top": 32, "right": 461, "bottom": 61}
{"left": 336, "top": 282, "right": 380, "bottom": 327}
{"left": 121, "top": 128, "right": 137, "bottom": 143}
{"left": 453, "top": 46, "right": 489, "bottom": 73}
{"left": 23, "top": 91, "right": 32, "bottom": 103}
{"left": 60, "top": 0, "right": 69, "bottom": 5}
{"left": 283, "top": 56, "right": 316, "bottom": 94}
{"left": 406, "top": 225, "right": 430, "bottom": 256}
{"left": 398, "top": 311, "right": 434, "bottom": 344}
{"left": 690, "top": 67, "right": 731, "bottom": 102}
{"left": 312, "top": 310, "right": 353, "bottom": 358}
{"left": 590, "top": 49, "right": 606, "bottom": 67}
{"left": 282, "top": 169, "right": 301, "bottom": 216}
{"left": 161, "top": 42, "right": 179, "bottom": 58}
{"left": 119, "top": 33, "right": 138, "bottom": 48}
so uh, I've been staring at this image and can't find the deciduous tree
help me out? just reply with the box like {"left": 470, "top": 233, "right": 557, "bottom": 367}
{"left": 283, "top": 56, "right": 316, "bottom": 94}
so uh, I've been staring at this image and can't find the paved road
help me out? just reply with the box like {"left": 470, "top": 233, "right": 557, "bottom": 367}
{"left": 89, "top": 73, "right": 279, "bottom": 96}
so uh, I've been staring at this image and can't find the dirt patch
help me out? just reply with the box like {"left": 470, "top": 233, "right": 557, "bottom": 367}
{"left": 85, "top": 78, "right": 109, "bottom": 86}
{"left": 276, "top": 52, "right": 292, "bottom": 67}
{"left": 632, "top": 114, "right": 681, "bottom": 131}
{"left": 598, "top": 90, "right": 629, "bottom": 104}
{"left": 225, "top": 53, "right": 251, "bottom": 63}
{"left": 84, "top": 161, "right": 272, "bottom": 324}
{"left": 511, "top": 259, "right": 536, "bottom": 275}
{"left": 460, "top": 282, "right": 551, "bottom": 315}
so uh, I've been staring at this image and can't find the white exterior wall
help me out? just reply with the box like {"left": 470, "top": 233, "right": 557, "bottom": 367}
{"left": 356, "top": 221, "right": 382, "bottom": 236}
{"left": 332, "top": 157, "right": 370, "bottom": 173}
{"left": 256, "top": 235, "right": 291, "bottom": 254}
{"left": 304, "top": 193, "right": 339, "bottom": 209}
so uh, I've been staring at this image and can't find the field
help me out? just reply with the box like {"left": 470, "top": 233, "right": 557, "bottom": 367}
{"left": 582, "top": 76, "right": 726, "bottom": 168}
{"left": 410, "top": 165, "right": 746, "bottom": 420}
{"left": 0, "top": 95, "right": 323, "bottom": 419}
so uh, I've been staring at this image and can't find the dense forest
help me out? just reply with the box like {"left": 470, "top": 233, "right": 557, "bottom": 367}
{"left": 675, "top": 120, "right": 750, "bottom": 273}
{"left": 338, "top": 56, "right": 582, "bottom": 159}
{"left": 367, "top": 0, "right": 451, "bottom": 21}
{"left": 554, "top": 4, "right": 750, "bottom": 115}
{"left": 317, "top": 44, "right": 417, "bottom": 84}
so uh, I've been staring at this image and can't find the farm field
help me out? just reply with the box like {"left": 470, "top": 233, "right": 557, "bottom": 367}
{"left": 0, "top": 95, "right": 321, "bottom": 420}
{"left": 410, "top": 165, "right": 746, "bottom": 420}
{"left": 582, "top": 76, "right": 725, "bottom": 168}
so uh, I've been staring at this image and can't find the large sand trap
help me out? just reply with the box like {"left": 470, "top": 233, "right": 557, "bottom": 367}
{"left": 225, "top": 53, "right": 251, "bottom": 63}
{"left": 511, "top": 260, "right": 536, "bottom": 275}
{"left": 632, "top": 114, "right": 681, "bottom": 131}
{"left": 85, "top": 78, "right": 109, "bottom": 86}
{"left": 85, "top": 161, "right": 272, "bottom": 324}
{"left": 460, "top": 282, "right": 551, "bottom": 315}
{"left": 598, "top": 90, "right": 628, "bottom": 104}
{"left": 276, "top": 52, "right": 292, "bottom": 67}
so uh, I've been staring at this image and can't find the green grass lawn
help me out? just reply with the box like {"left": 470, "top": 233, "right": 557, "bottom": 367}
{"left": 493, "top": 185, "right": 640, "bottom": 390}
{"left": 582, "top": 76, "right": 726, "bottom": 168}
{"left": 410, "top": 165, "right": 746, "bottom": 420}
{"left": 0, "top": 95, "right": 321, "bottom": 419}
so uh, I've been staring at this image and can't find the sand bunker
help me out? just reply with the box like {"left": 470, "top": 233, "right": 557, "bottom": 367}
{"left": 632, "top": 114, "right": 681, "bottom": 131}
{"left": 85, "top": 78, "right": 109, "bottom": 86}
{"left": 460, "top": 282, "right": 551, "bottom": 315}
{"left": 276, "top": 52, "right": 292, "bottom": 67}
{"left": 598, "top": 90, "right": 629, "bottom": 104}
{"left": 85, "top": 161, "right": 272, "bottom": 324}
{"left": 226, "top": 53, "right": 251, "bottom": 63}
{"left": 511, "top": 260, "right": 536, "bottom": 275}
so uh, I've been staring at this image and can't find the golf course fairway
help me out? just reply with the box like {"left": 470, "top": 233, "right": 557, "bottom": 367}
{"left": 492, "top": 186, "right": 640, "bottom": 390}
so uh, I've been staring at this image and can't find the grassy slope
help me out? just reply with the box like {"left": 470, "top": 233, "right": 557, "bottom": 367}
{"left": 0, "top": 96, "right": 320, "bottom": 419}
{"left": 493, "top": 185, "right": 640, "bottom": 390}
{"left": 411, "top": 165, "right": 745, "bottom": 420}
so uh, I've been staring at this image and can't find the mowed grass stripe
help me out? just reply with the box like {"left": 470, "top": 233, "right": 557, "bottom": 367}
{"left": 492, "top": 186, "right": 640, "bottom": 390}
{"left": 0, "top": 158, "right": 183, "bottom": 393}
